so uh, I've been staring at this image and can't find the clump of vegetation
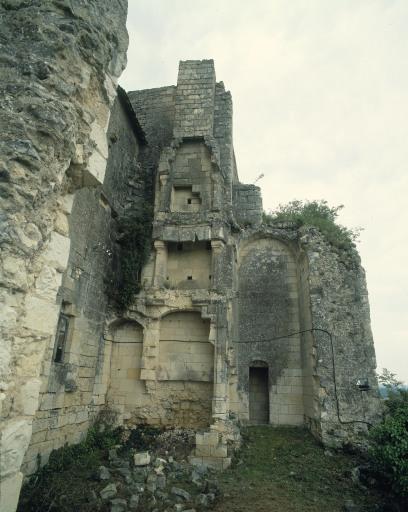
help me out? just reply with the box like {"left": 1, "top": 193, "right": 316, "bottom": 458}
{"left": 18, "top": 415, "right": 122, "bottom": 512}
{"left": 110, "top": 202, "right": 153, "bottom": 312}
{"left": 263, "top": 199, "right": 361, "bottom": 250}
{"left": 369, "top": 369, "right": 408, "bottom": 502}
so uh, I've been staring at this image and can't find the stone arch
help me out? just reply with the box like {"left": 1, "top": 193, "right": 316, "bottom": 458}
{"left": 237, "top": 236, "right": 298, "bottom": 344}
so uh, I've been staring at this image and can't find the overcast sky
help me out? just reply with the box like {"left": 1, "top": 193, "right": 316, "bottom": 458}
{"left": 120, "top": 0, "right": 408, "bottom": 382}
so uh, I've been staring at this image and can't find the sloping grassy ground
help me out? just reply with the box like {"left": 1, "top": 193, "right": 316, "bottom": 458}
{"left": 18, "top": 425, "right": 392, "bottom": 512}
{"left": 214, "top": 426, "right": 386, "bottom": 512}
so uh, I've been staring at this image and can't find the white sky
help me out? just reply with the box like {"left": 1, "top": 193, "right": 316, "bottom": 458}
{"left": 120, "top": 0, "right": 408, "bottom": 382}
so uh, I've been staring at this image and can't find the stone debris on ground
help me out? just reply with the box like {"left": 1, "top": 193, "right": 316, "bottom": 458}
{"left": 84, "top": 428, "right": 221, "bottom": 511}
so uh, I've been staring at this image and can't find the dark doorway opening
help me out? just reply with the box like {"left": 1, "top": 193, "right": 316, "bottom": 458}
{"left": 249, "top": 366, "right": 269, "bottom": 424}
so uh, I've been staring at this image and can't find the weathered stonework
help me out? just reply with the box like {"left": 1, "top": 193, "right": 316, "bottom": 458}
{"left": 1, "top": 8, "right": 381, "bottom": 507}
{"left": 121, "top": 60, "right": 380, "bottom": 469}
{"left": 0, "top": 1, "right": 129, "bottom": 509}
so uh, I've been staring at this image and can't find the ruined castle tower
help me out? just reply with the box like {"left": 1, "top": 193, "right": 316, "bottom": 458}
{"left": 0, "top": 3, "right": 380, "bottom": 509}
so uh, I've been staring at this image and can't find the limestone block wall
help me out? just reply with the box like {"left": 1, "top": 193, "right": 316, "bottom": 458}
{"left": 173, "top": 60, "right": 216, "bottom": 139}
{"left": 129, "top": 86, "right": 176, "bottom": 149}
{"left": 107, "top": 321, "right": 144, "bottom": 419}
{"left": 20, "top": 84, "right": 146, "bottom": 479}
{"left": 158, "top": 312, "right": 213, "bottom": 382}
{"left": 0, "top": 2, "right": 129, "bottom": 509}
{"left": 21, "top": 187, "right": 115, "bottom": 476}
{"left": 231, "top": 237, "right": 304, "bottom": 425}
{"left": 171, "top": 142, "right": 214, "bottom": 211}
{"left": 129, "top": 61, "right": 236, "bottom": 198}
{"left": 167, "top": 242, "right": 212, "bottom": 289}
{"left": 106, "top": 311, "right": 213, "bottom": 429}
{"left": 214, "top": 82, "right": 234, "bottom": 187}
{"left": 232, "top": 184, "right": 263, "bottom": 227}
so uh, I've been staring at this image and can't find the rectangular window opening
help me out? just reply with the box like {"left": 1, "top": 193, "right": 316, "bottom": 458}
{"left": 53, "top": 314, "right": 69, "bottom": 363}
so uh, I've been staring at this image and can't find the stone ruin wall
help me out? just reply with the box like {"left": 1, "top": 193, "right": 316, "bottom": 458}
{"left": 0, "top": 1, "right": 129, "bottom": 509}
{"left": 0, "top": 4, "right": 382, "bottom": 509}
{"left": 300, "top": 228, "right": 381, "bottom": 446}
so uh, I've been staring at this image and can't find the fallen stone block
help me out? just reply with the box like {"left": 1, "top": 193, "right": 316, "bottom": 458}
{"left": 134, "top": 451, "right": 151, "bottom": 466}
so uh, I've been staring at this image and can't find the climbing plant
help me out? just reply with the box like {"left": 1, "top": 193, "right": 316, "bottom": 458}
{"left": 109, "top": 201, "right": 153, "bottom": 313}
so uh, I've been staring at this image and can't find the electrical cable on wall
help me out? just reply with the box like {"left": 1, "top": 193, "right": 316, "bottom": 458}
{"left": 108, "top": 326, "right": 373, "bottom": 427}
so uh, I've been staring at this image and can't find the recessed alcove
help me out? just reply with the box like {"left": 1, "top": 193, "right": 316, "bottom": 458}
{"left": 167, "top": 241, "right": 211, "bottom": 289}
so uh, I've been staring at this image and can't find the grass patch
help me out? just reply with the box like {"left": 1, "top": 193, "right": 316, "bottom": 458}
{"left": 214, "top": 426, "right": 384, "bottom": 512}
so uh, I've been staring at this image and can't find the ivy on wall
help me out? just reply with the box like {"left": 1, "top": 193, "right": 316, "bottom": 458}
{"left": 108, "top": 201, "right": 153, "bottom": 313}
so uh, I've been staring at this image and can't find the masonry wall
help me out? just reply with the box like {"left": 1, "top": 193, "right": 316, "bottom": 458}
{"left": 106, "top": 312, "right": 213, "bottom": 429}
{"left": 232, "top": 184, "right": 263, "bottom": 227}
{"left": 128, "top": 86, "right": 176, "bottom": 149}
{"left": 0, "top": 2, "right": 129, "bottom": 509}
{"left": 231, "top": 237, "right": 304, "bottom": 425}
{"left": 302, "top": 229, "right": 381, "bottom": 447}
{"left": 167, "top": 242, "right": 212, "bottom": 289}
{"left": 21, "top": 82, "right": 145, "bottom": 477}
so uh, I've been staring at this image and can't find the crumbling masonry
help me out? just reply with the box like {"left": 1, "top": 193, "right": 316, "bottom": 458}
{"left": 0, "top": 2, "right": 380, "bottom": 510}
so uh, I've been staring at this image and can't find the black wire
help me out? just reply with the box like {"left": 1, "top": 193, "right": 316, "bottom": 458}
{"left": 106, "top": 328, "right": 373, "bottom": 427}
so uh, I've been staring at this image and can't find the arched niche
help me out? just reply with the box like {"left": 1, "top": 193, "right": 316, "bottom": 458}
{"left": 237, "top": 237, "right": 298, "bottom": 345}
{"left": 157, "top": 311, "right": 213, "bottom": 382}
{"left": 236, "top": 237, "right": 304, "bottom": 426}
{"left": 109, "top": 320, "right": 144, "bottom": 397}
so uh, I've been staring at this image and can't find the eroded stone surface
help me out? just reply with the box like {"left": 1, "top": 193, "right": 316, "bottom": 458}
{"left": 1, "top": 16, "right": 381, "bottom": 508}
{"left": 0, "top": 1, "right": 129, "bottom": 510}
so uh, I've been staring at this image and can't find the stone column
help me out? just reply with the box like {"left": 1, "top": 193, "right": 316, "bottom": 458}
{"left": 153, "top": 241, "right": 168, "bottom": 287}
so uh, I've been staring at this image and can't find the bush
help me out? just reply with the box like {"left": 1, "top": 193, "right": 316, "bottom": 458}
{"left": 369, "top": 371, "right": 408, "bottom": 499}
{"left": 263, "top": 199, "right": 361, "bottom": 250}
{"left": 41, "top": 421, "right": 121, "bottom": 474}
{"left": 18, "top": 417, "right": 122, "bottom": 512}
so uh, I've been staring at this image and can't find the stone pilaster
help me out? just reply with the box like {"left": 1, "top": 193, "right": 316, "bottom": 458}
{"left": 153, "top": 241, "right": 168, "bottom": 287}
{"left": 140, "top": 318, "right": 160, "bottom": 382}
